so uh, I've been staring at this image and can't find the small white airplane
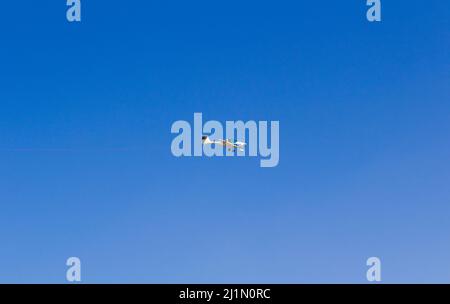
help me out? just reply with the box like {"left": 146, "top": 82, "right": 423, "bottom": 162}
{"left": 202, "top": 135, "right": 247, "bottom": 152}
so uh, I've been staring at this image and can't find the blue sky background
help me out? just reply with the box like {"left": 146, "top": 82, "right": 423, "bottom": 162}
{"left": 0, "top": 1, "right": 449, "bottom": 283}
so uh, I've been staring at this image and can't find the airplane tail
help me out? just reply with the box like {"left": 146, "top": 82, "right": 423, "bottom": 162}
{"left": 235, "top": 142, "right": 247, "bottom": 152}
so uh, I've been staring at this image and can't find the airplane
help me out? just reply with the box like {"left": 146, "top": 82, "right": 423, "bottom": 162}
{"left": 202, "top": 135, "right": 247, "bottom": 152}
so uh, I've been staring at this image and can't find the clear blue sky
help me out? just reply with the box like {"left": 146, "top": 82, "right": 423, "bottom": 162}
{"left": 0, "top": 1, "right": 449, "bottom": 283}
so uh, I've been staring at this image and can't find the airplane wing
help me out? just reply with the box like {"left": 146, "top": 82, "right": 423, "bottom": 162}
{"left": 224, "top": 140, "right": 237, "bottom": 148}
{"left": 224, "top": 140, "right": 246, "bottom": 151}
{"left": 210, "top": 139, "right": 246, "bottom": 151}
